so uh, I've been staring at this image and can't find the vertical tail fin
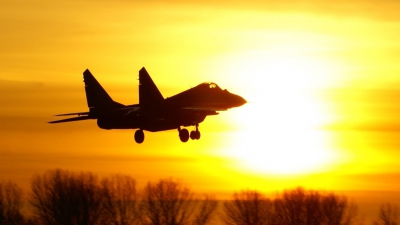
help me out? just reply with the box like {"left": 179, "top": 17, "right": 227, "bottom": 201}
{"left": 83, "top": 69, "right": 123, "bottom": 116}
{"left": 139, "top": 67, "right": 164, "bottom": 111}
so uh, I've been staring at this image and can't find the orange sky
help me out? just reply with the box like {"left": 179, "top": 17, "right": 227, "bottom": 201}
{"left": 2, "top": 0, "right": 400, "bottom": 219}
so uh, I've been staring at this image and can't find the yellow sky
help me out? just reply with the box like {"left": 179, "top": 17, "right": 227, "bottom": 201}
{"left": 2, "top": 0, "right": 400, "bottom": 215}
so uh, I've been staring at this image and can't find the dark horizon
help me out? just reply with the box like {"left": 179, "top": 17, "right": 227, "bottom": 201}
{"left": 2, "top": 168, "right": 399, "bottom": 224}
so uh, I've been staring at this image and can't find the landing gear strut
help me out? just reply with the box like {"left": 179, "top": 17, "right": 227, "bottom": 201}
{"left": 134, "top": 129, "right": 144, "bottom": 144}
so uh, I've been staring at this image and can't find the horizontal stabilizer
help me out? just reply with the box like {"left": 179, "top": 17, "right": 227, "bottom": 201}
{"left": 48, "top": 116, "right": 92, "bottom": 124}
{"left": 55, "top": 112, "right": 90, "bottom": 116}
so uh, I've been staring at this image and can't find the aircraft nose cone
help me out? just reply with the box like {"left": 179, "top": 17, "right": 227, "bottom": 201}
{"left": 233, "top": 95, "right": 247, "bottom": 107}
{"left": 238, "top": 96, "right": 247, "bottom": 106}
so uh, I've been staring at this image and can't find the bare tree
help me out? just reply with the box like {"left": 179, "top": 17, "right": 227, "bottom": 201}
{"left": 221, "top": 187, "right": 361, "bottom": 225}
{"left": 373, "top": 203, "right": 399, "bottom": 225}
{"left": 140, "top": 178, "right": 197, "bottom": 225}
{"left": 273, "top": 187, "right": 361, "bottom": 225}
{"left": 273, "top": 187, "right": 307, "bottom": 225}
{"left": 101, "top": 174, "right": 140, "bottom": 225}
{"left": 192, "top": 195, "right": 218, "bottom": 225}
{"left": 30, "top": 169, "right": 105, "bottom": 225}
{"left": 222, "top": 190, "right": 273, "bottom": 225}
{"left": 0, "top": 181, "right": 25, "bottom": 225}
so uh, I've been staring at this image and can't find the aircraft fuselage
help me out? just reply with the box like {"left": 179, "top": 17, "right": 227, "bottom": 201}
{"left": 96, "top": 82, "right": 245, "bottom": 132}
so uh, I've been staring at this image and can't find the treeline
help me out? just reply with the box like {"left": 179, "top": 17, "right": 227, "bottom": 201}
{"left": 0, "top": 169, "right": 399, "bottom": 225}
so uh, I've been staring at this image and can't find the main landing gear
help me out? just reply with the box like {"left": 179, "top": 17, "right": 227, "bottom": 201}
{"left": 134, "top": 129, "right": 144, "bottom": 144}
{"left": 190, "top": 124, "right": 200, "bottom": 140}
{"left": 178, "top": 124, "right": 200, "bottom": 143}
{"left": 134, "top": 125, "right": 201, "bottom": 144}
{"left": 178, "top": 128, "right": 189, "bottom": 142}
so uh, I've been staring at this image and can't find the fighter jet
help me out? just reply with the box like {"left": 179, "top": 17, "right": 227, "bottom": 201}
{"left": 49, "top": 67, "right": 246, "bottom": 143}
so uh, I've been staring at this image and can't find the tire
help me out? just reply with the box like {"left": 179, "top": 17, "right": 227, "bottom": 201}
{"left": 134, "top": 130, "right": 144, "bottom": 144}
{"left": 179, "top": 129, "right": 189, "bottom": 142}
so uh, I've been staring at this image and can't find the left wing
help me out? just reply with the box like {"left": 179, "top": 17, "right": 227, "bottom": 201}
{"left": 54, "top": 112, "right": 90, "bottom": 116}
{"left": 48, "top": 116, "right": 92, "bottom": 124}
{"left": 48, "top": 111, "right": 92, "bottom": 123}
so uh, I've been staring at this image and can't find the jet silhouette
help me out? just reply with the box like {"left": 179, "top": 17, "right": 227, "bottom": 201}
{"left": 49, "top": 67, "right": 246, "bottom": 143}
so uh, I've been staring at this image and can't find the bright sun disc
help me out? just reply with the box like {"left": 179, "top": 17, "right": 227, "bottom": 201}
{"left": 216, "top": 46, "right": 339, "bottom": 176}
{"left": 225, "top": 100, "right": 336, "bottom": 175}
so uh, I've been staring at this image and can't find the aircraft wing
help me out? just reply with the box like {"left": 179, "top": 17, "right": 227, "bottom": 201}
{"left": 49, "top": 111, "right": 92, "bottom": 123}
{"left": 181, "top": 107, "right": 221, "bottom": 115}
{"left": 48, "top": 115, "right": 92, "bottom": 124}
{"left": 55, "top": 112, "right": 89, "bottom": 116}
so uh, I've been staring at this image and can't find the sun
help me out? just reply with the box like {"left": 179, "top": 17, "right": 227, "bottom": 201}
{"left": 224, "top": 96, "right": 336, "bottom": 176}
{"left": 225, "top": 105, "right": 336, "bottom": 176}
{"left": 213, "top": 43, "right": 341, "bottom": 176}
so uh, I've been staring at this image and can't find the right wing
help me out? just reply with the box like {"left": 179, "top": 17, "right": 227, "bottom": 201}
{"left": 181, "top": 107, "right": 222, "bottom": 116}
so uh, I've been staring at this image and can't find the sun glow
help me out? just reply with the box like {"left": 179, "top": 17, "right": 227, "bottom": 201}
{"left": 214, "top": 37, "right": 343, "bottom": 175}
{"left": 225, "top": 103, "right": 337, "bottom": 175}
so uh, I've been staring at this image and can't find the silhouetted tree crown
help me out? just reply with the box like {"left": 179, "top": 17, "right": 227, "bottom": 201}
{"left": 30, "top": 169, "right": 106, "bottom": 225}
{"left": 222, "top": 187, "right": 362, "bottom": 225}
{"left": 373, "top": 203, "right": 399, "bottom": 225}
{"left": 101, "top": 174, "right": 140, "bottom": 225}
{"left": 222, "top": 190, "right": 273, "bottom": 225}
{"left": 0, "top": 180, "right": 25, "bottom": 225}
{"left": 140, "top": 178, "right": 218, "bottom": 225}
{"left": 28, "top": 171, "right": 218, "bottom": 225}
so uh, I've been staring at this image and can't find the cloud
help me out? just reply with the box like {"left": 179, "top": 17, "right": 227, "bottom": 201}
{"left": 0, "top": 78, "right": 43, "bottom": 91}
{"left": 324, "top": 86, "right": 400, "bottom": 165}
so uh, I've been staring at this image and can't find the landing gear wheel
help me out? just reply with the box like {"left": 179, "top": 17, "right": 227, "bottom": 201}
{"left": 195, "top": 130, "right": 201, "bottom": 140}
{"left": 190, "top": 130, "right": 201, "bottom": 140}
{"left": 134, "top": 130, "right": 144, "bottom": 144}
{"left": 179, "top": 129, "right": 189, "bottom": 143}
{"left": 190, "top": 131, "right": 196, "bottom": 140}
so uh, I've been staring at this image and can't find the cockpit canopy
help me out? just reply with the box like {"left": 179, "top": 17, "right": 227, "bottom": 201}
{"left": 196, "top": 82, "right": 222, "bottom": 91}
{"left": 208, "top": 82, "right": 219, "bottom": 89}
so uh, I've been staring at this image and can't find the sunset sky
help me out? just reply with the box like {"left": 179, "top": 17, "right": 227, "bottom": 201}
{"left": 2, "top": 0, "right": 400, "bottom": 219}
